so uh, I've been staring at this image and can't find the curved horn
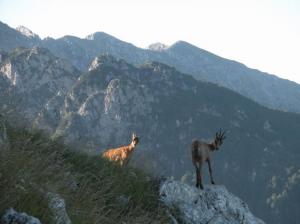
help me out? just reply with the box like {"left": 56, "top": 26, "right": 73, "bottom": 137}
{"left": 220, "top": 130, "right": 225, "bottom": 138}
{"left": 220, "top": 129, "right": 227, "bottom": 140}
{"left": 214, "top": 131, "right": 218, "bottom": 139}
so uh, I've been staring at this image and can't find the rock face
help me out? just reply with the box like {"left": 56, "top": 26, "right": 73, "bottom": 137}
{"left": 0, "top": 47, "right": 80, "bottom": 121}
{"left": 160, "top": 181, "right": 265, "bottom": 224}
{"left": 49, "top": 56, "right": 156, "bottom": 148}
{"left": 1, "top": 208, "right": 41, "bottom": 224}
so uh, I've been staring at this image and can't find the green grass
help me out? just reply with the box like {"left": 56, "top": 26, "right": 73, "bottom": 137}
{"left": 0, "top": 123, "right": 170, "bottom": 223}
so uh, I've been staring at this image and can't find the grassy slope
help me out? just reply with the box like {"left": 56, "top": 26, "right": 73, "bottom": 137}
{"left": 0, "top": 123, "right": 170, "bottom": 223}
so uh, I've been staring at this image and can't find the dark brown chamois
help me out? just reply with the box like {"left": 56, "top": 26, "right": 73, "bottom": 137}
{"left": 191, "top": 129, "right": 226, "bottom": 189}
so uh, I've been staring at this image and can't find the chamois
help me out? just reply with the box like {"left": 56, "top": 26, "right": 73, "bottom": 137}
{"left": 102, "top": 133, "right": 139, "bottom": 166}
{"left": 191, "top": 129, "right": 226, "bottom": 189}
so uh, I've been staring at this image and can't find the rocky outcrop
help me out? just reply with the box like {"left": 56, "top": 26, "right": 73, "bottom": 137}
{"left": 16, "top": 26, "right": 40, "bottom": 40}
{"left": 1, "top": 208, "right": 41, "bottom": 224}
{"left": 148, "top": 42, "right": 169, "bottom": 51}
{"left": 47, "top": 192, "right": 72, "bottom": 224}
{"left": 160, "top": 181, "right": 265, "bottom": 224}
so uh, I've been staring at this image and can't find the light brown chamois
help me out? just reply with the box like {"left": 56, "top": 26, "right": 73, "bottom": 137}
{"left": 191, "top": 129, "right": 226, "bottom": 189}
{"left": 102, "top": 133, "right": 139, "bottom": 166}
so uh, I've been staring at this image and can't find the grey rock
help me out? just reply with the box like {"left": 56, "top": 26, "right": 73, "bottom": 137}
{"left": 1, "top": 208, "right": 41, "bottom": 224}
{"left": 148, "top": 42, "right": 169, "bottom": 51}
{"left": 47, "top": 192, "right": 72, "bottom": 224}
{"left": 117, "top": 195, "right": 131, "bottom": 205}
{"left": 160, "top": 180, "right": 265, "bottom": 224}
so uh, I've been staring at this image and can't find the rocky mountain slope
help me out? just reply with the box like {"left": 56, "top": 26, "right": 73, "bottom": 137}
{"left": 1, "top": 47, "right": 299, "bottom": 223}
{"left": 1, "top": 21, "right": 300, "bottom": 113}
{"left": 0, "top": 23, "right": 300, "bottom": 113}
{"left": 0, "top": 47, "right": 80, "bottom": 120}
{"left": 41, "top": 33, "right": 300, "bottom": 114}
{"left": 0, "top": 21, "right": 40, "bottom": 51}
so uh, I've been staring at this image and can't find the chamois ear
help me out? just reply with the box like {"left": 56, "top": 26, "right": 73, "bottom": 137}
{"left": 215, "top": 130, "right": 220, "bottom": 139}
{"left": 132, "top": 133, "right": 136, "bottom": 139}
{"left": 131, "top": 133, "right": 139, "bottom": 145}
{"left": 215, "top": 131, "right": 219, "bottom": 139}
{"left": 220, "top": 129, "right": 227, "bottom": 143}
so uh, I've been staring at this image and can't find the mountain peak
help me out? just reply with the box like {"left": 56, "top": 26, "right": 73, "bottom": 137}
{"left": 147, "top": 42, "right": 169, "bottom": 51}
{"left": 85, "top": 32, "right": 114, "bottom": 41}
{"left": 16, "top": 26, "right": 40, "bottom": 39}
{"left": 168, "top": 40, "right": 198, "bottom": 50}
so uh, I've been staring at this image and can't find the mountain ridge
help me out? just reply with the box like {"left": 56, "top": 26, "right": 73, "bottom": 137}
{"left": 1, "top": 21, "right": 299, "bottom": 113}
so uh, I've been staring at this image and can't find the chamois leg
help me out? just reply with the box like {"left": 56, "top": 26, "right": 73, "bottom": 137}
{"left": 123, "top": 158, "right": 130, "bottom": 166}
{"left": 195, "top": 162, "right": 204, "bottom": 189}
{"left": 195, "top": 165, "right": 200, "bottom": 188}
{"left": 207, "top": 159, "right": 215, "bottom": 185}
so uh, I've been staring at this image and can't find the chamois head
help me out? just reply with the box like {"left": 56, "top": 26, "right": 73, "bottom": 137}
{"left": 131, "top": 133, "right": 139, "bottom": 147}
{"left": 214, "top": 129, "right": 226, "bottom": 150}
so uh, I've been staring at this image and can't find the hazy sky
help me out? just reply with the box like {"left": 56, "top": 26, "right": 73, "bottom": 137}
{"left": 1, "top": 0, "right": 299, "bottom": 83}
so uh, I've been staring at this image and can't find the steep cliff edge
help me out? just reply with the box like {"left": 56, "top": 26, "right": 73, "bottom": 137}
{"left": 161, "top": 180, "right": 265, "bottom": 224}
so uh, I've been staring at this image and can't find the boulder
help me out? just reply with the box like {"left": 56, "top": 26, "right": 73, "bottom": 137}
{"left": 1, "top": 208, "right": 41, "bottom": 224}
{"left": 160, "top": 180, "right": 265, "bottom": 224}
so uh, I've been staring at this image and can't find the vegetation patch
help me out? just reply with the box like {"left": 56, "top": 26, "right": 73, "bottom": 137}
{"left": 0, "top": 122, "right": 170, "bottom": 223}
